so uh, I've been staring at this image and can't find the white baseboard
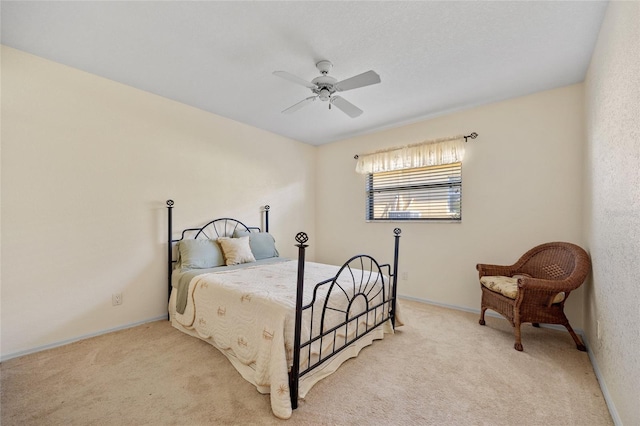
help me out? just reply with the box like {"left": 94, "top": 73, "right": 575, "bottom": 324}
{"left": 0, "top": 314, "right": 168, "bottom": 362}
{"left": 398, "top": 294, "right": 621, "bottom": 425}
{"left": 582, "top": 334, "right": 623, "bottom": 426}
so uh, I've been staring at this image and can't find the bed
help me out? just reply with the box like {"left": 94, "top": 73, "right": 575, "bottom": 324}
{"left": 165, "top": 200, "right": 402, "bottom": 419}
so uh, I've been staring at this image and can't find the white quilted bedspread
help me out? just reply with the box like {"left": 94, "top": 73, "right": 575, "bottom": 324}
{"left": 173, "top": 260, "right": 396, "bottom": 419}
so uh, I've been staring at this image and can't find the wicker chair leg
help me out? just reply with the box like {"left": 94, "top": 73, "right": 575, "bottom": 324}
{"left": 565, "top": 323, "right": 587, "bottom": 351}
{"left": 514, "top": 322, "right": 523, "bottom": 351}
{"left": 479, "top": 307, "right": 487, "bottom": 326}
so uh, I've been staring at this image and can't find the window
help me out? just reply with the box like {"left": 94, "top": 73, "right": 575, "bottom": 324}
{"left": 366, "top": 162, "right": 461, "bottom": 221}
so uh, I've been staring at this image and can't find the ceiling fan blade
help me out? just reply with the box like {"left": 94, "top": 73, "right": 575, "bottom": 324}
{"left": 282, "top": 96, "right": 316, "bottom": 114}
{"left": 335, "top": 70, "right": 381, "bottom": 92}
{"left": 273, "top": 71, "right": 317, "bottom": 89}
{"left": 331, "top": 96, "right": 363, "bottom": 118}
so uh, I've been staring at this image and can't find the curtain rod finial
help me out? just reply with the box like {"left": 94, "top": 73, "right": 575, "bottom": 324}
{"left": 464, "top": 132, "right": 478, "bottom": 142}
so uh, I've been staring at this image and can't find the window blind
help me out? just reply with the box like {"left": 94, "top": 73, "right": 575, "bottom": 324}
{"left": 366, "top": 162, "right": 462, "bottom": 221}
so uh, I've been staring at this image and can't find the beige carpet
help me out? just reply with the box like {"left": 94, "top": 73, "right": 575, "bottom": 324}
{"left": 1, "top": 300, "right": 612, "bottom": 425}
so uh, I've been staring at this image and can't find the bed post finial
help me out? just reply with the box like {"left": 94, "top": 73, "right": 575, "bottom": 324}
{"left": 391, "top": 228, "right": 401, "bottom": 328}
{"left": 290, "top": 231, "right": 308, "bottom": 410}
{"left": 264, "top": 205, "right": 270, "bottom": 233}
{"left": 295, "top": 232, "right": 309, "bottom": 245}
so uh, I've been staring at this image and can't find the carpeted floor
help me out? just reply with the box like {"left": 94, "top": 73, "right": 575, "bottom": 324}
{"left": 1, "top": 300, "right": 612, "bottom": 425}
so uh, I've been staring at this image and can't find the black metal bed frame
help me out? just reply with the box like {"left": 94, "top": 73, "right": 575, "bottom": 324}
{"left": 166, "top": 200, "right": 401, "bottom": 410}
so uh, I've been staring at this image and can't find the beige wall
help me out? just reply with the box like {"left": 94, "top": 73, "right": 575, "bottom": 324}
{"left": 0, "top": 46, "right": 316, "bottom": 358}
{"left": 584, "top": 1, "right": 640, "bottom": 424}
{"left": 316, "top": 84, "right": 586, "bottom": 326}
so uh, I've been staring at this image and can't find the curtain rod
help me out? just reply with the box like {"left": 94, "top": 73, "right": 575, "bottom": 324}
{"left": 353, "top": 132, "right": 478, "bottom": 160}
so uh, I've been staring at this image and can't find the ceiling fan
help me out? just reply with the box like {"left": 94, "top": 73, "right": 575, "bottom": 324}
{"left": 273, "top": 60, "right": 381, "bottom": 118}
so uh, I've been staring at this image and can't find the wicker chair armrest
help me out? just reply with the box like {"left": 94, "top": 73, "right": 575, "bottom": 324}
{"left": 476, "top": 263, "right": 515, "bottom": 277}
{"left": 516, "top": 277, "right": 576, "bottom": 307}
{"left": 517, "top": 276, "right": 578, "bottom": 293}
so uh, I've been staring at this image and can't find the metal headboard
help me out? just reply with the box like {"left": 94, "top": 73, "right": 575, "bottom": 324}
{"left": 166, "top": 200, "right": 270, "bottom": 300}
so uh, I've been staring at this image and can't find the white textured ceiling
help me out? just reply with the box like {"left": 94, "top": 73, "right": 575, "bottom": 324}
{"left": 1, "top": 1, "right": 607, "bottom": 145}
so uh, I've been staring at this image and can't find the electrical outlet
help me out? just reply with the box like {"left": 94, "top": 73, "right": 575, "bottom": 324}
{"left": 597, "top": 320, "right": 601, "bottom": 340}
{"left": 401, "top": 271, "right": 409, "bottom": 281}
{"left": 112, "top": 292, "right": 123, "bottom": 306}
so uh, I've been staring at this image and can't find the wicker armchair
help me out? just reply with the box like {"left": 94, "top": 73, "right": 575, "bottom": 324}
{"left": 476, "top": 242, "right": 591, "bottom": 351}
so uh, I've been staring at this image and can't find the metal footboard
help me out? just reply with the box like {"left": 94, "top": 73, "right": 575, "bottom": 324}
{"left": 289, "top": 229, "right": 401, "bottom": 409}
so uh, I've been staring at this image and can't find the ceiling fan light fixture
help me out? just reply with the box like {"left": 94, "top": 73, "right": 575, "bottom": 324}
{"left": 318, "top": 88, "right": 331, "bottom": 101}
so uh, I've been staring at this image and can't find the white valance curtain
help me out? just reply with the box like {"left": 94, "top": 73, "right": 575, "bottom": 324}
{"left": 355, "top": 136, "right": 466, "bottom": 174}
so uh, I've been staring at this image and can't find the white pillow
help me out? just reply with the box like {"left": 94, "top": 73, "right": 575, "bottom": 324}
{"left": 217, "top": 236, "right": 256, "bottom": 266}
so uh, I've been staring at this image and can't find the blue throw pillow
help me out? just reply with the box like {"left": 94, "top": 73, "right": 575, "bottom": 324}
{"left": 177, "top": 239, "right": 225, "bottom": 269}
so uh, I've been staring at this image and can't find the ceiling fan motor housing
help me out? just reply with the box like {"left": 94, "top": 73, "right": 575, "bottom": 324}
{"left": 311, "top": 74, "right": 337, "bottom": 101}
